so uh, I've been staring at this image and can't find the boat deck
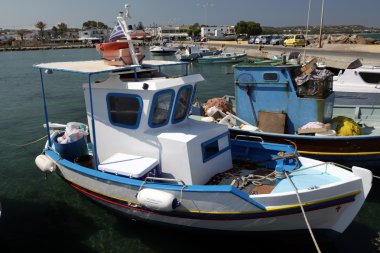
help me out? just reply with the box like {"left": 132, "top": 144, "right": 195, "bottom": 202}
{"left": 206, "top": 159, "right": 277, "bottom": 195}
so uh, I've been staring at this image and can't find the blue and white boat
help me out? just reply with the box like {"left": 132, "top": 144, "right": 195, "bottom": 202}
{"left": 33, "top": 5, "right": 372, "bottom": 236}
{"left": 175, "top": 44, "right": 222, "bottom": 61}
{"left": 197, "top": 51, "right": 247, "bottom": 64}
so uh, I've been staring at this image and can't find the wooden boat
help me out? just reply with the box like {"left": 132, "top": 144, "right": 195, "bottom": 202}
{"left": 199, "top": 58, "right": 380, "bottom": 169}
{"left": 33, "top": 4, "right": 372, "bottom": 237}
{"left": 95, "top": 42, "right": 129, "bottom": 52}
{"left": 197, "top": 52, "right": 247, "bottom": 64}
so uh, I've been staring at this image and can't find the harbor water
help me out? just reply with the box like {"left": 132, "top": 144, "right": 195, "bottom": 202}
{"left": 0, "top": 48, "right": 379, "bottom": 252}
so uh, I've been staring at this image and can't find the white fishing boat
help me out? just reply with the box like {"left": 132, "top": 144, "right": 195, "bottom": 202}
{"left": 175, "top": 44, "right": 222, "bottom": 61}
{"left": 197, "top": 52, "right": 247, "bottom": 64}
{"left": 333, "top": 59, "right": 380, "bottom": 105}
{"left": 33, "top": 5, "right": 372, "bottom": 237}
{"left": 149, "top": 45, "right": 179, "bottom": 55}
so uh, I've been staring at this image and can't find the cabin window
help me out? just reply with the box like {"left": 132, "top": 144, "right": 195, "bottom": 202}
{"left": 358, "top": 72, "right": 380, "bottom": 84}
{"left": 263, "top": 73, "right": 279, "bottom": 82}
{"left": 149, "top": 89, "right": 175, "bottom": 128}
{"left": 107, "top": 94, "right": 142, "bottom": 129}
{"left": 201, "top": 133, "right": 230, "bottom": 163}
{"left": 172, "top": 85, "right": 193, "bottom": 123}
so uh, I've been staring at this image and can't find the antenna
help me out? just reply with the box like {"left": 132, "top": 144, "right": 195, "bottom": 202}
{"left": 117, "top": 3, "right": 139, "bottom": 65}
{"left": 124, "top": 4, "right": 131, "bottom": 19}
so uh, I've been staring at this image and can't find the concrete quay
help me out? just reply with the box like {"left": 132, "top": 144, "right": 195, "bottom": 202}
{"left": 204, "top": 41, "right": 380, "bottom": 69}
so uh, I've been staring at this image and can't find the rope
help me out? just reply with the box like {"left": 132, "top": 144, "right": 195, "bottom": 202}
{"left": 0, "top": 135, "right": 47, "bottom": 147}
{"left": 285, "top": 171, "right": 322, "bottom": 253}
{"left": 373, "top": 175, "right": 380, "bottom": 180}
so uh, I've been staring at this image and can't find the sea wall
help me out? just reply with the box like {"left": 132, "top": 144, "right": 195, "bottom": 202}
{"left": 204, "top": 41, "right": 380, "bottom": 69}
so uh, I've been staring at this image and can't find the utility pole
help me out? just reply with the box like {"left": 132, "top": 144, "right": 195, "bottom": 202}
{"left": 318, "top": 0, "right": 325, "bottom": 48}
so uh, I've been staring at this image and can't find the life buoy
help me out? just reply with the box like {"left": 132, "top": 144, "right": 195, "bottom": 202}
{"left": 96, "top": 42, "right": 129, "bottom": 52}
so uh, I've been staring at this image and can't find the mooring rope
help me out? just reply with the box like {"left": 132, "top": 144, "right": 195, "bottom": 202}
{"left": 0, "top": 135, "right": 47, "bottom": 148}
{"left": 285, "top": 171, "right": 322, "bottom": 253}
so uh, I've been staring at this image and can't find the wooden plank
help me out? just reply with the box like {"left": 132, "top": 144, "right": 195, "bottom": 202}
{"left": 258, "top": 111, "right": 286, "bottom": 134}
{"left": 299, "top": 57, "right": 318, "bottom": 76}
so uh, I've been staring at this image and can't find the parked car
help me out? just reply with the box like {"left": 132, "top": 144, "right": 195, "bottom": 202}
{"left": 255, "top": 35, "right": 272, "bottom": 44}
{"left": 270, "top": 35, "right": 283, "bottom": 45}
{"left": 283, "top": 34, "right": 306, "bottom": 47}
{"left": 248, "top": 36, "right": 257, "bottom": 44}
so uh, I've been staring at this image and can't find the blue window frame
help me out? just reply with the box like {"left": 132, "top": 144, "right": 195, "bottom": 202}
{"left": 149, "top": 89, "right": 175, "bottom": 128}
{"left": 107, "top": 93, "right": 142, "bottom": 129}
{"left": 172, "top": 85, "right": 193, "bottom": 124}
{"left": 201, "top": 132, "right": 230, "bottom": 163}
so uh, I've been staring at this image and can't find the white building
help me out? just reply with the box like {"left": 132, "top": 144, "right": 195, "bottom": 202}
{"left": 78, "top": 29, "right": 109, "bottom": 43}
{"left": 201, "top": 26, "right": 234, "bottom": 38}
{"left": 157, "top": 26, "right": 188, "bottom": 41}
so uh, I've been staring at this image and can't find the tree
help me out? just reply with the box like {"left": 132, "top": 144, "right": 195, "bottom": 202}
{"left": 188, "top": 23, "right": 201, "bottom": 37}
{"left": 82, "top": 20, "right": 108, "bottom": 29}
{"left": 35, "top": 21, "right": 46, "bottom": 41}
{"left": 51, "top": 26, "right": 59, "bottom": 39}
{"left": 57, "top": 22, "right": 68, "bottom": 37}
{"left": 235, "top": 21, "right": 262, "bottom": 36}
{"left": 16, "top": 29, "right": 28, "bottom": 41}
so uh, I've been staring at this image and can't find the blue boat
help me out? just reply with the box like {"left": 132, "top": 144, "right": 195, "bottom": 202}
{"left": 226, "top": 58, "right": 380, "bottom": 169}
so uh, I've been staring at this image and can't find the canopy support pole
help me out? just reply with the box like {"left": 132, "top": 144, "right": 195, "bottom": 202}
{"left": 39, "top": 69, "right": 52, "bottom": 147}
{"left": 88, "top": 74, "right": 99, "bottom": 169}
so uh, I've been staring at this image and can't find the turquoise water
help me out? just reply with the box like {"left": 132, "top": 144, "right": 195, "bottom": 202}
{"left": 0, "top": 48, "right": 379, "bottom": 252}
{"left": 358, "top": 33, "right": 380, "bottom": 39}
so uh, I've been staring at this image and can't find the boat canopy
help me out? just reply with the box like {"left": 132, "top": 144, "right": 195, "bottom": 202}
{"left": 33, "top": 60, "right": 188, "bottom": 75}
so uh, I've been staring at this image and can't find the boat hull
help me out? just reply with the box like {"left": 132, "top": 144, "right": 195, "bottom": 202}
{"left": 197, "top": 54, "right": 246, "bottom": 64}
{"left": 45, "top": 150, "right": 368, "bottom": 233}
{"left": 230, "top": 128, "right": 380, "bottom": 169}
{"left": 334, "top": 92, "right": 380, "bottom": 106}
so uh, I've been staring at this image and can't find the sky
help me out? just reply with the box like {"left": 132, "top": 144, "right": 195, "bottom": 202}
{"left": 1, "top": 0, "right": 380, "bottom": 30}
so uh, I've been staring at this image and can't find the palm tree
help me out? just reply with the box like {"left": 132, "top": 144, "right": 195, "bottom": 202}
{"left": 16, "top": 29, "right": 27, "bottom": 41}
{"left": 57, "top": 23, "right": 68, "bottom": 38}
{"left": 35, "top": 21, "right": 46, "bottom": 42}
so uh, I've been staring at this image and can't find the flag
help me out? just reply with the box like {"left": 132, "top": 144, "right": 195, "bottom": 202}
{"left": 109, "top": 23, "right": 125, "bottom": 41}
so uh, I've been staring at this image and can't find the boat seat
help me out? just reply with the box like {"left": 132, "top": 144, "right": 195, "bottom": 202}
{"left": 99, "top": 153, "right": 159, "bottom": 178}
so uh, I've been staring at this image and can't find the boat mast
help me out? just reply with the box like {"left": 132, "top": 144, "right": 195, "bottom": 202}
{"left": 303, "top": 0, "right": 312, "bottom": 60}
{"left": 318, "top": 0, "right": 325, "bottom": 48}
{"left": 117, "top": 4, "right": 139, "bottom": 65}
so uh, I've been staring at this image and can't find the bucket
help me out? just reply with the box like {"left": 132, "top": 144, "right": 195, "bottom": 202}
{"left": 53, "top": 132, "right": 88, "bottom": 162}
{"left": 74, "top": 155, "right": 94, "bottom": 169}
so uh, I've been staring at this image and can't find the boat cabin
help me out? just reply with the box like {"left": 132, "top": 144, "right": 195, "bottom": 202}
{"left": 234, "top": 59, "right": 335, "bottom": 134}
{"left": 36, "top": 60, "right": 232, "bottom": 185}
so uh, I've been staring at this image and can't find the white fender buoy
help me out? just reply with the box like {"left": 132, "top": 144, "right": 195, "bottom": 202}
{"left": 137, "top": 188, "right": 179, "bottom": 212}
{"left": 35, "top": 154, "right": 56, "bottom": 173}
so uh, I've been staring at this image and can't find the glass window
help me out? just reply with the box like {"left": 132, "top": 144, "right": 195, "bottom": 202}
{"left": 359, "top": 72, "right": 380, "bottom": 84}
{"left": 263, "top": 73, "right": 279, "bottom": 81}
{"left": 149, "top": 90, "right": 174, "bottom": 127}
{"left": 107, "top": 94, "right": 142, "bottom": 129}
{"left": 173, "top": 86, "right": 192, "bottom": 123}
